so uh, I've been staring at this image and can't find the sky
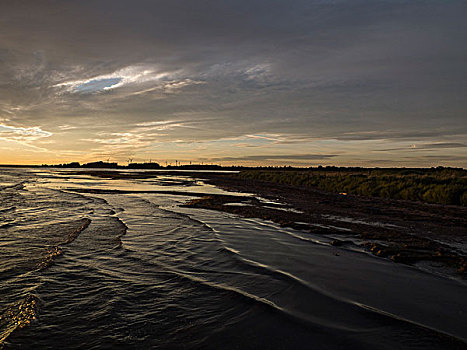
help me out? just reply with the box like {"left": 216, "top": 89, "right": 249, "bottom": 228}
{"left": 1, "top": 0, "right": 466, "bottom": 167}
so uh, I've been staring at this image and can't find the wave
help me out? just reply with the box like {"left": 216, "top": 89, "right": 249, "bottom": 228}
{"left": 0, "top": 182, "right": 26, "bottom": 192}
{"left": 0, "top": 206, "right": 16, "bottom": 214}
{"left": 219, "top": 244, "right": 466, "bottom": 342}
{"left": 118, "top": 242, "right": 466, "bottom": 349}
{"left": 2, "top": 172, "right": 465, "bottom": 349}
{"left": 35, "top": 218, "right": 91, "bottom": 269}
{"left": 156, "top": 207, "right": 467, "bottom": 345}
{"left": 0, "top": 294, "right": 39, "bottom": 349}
{"left": 0, "top": 218, "right": 91, "bottom": 347}
{"left": 0, "top": 223, "right": 14, "bottom": 229}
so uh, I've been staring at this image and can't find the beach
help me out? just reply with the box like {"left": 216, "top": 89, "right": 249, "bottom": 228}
{"left": 1, "top": 168, "right": 466, "bottom": 349}
{"left": 194, "top": 172, "right": 467, "bottom": 276}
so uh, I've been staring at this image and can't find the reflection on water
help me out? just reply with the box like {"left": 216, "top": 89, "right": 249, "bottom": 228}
{"left": 0, "top": 168, "right": 466, "bottom": 349}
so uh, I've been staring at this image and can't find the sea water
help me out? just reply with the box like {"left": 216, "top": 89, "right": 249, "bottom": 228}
{"left": 0, "top": 168, "right": 466, "bottom": 349}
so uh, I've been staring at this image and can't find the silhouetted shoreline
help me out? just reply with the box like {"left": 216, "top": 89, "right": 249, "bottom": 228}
{"left": 1, "top": 161, "right": 464, "bottom": 172}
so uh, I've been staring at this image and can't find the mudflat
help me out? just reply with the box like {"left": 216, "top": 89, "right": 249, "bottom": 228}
{"left": 191, "top": 172, "right": 467, "bottom": 277}
{"left": 64, "top": 169, "right": 467, "bottom": 276}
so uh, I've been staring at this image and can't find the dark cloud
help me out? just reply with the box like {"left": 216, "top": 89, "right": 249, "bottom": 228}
{"left": 421, "top": 143, "right": 467, "bottom": 149}
{"left": 1, "top": 1, "right": 466, "bottom": 165}
{"left": 402, "top": 155, "right": 467, "bottom": 161}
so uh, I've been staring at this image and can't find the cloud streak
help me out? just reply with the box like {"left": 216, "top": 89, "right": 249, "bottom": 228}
{"left": 0, "top": 124, "right": 52, "bottom": 141}
{"left": 54, "top": 65, "right": 174, "bottom": 93}
{"left": 374, "top": 142, "right": 467, "bottom": 152}
{"left": 208, "top": 154, "right": 337, "bottom": 162}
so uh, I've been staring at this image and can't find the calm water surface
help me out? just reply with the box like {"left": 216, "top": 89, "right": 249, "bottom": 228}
{"left": 0, "top": 168, "right": 466, "bottom": 349}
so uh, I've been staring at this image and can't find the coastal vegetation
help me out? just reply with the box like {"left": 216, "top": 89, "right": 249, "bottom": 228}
{"left": 236, "top": 167, "right": 467, "bottom": 206}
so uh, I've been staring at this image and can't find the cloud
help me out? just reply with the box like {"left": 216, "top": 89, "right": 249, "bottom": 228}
{"left": 163, "top": 79, "right": 205, "bottom": 92}
{"left": 0, "top": 123, "right": 52, "bottom": 153}
{"left": 58, "top": 124, "right": 77, "bottom": 130}
{"left": 337, "top": 129, "right": 467, "bottom": 142}
{"left": 79, "top": 121, "right": 192, "bottom": 152}
{"left": 0, "top": 124, "right": 52, "bottom": 141}
{"left": 243, "top": 63, "right": 271, "bottom": 81}
{"left": 403, "top": 155, "right": 467, "bottom": 162}
{"left": 374, "top": 142, "right": 467, "bottom": 152}
{"left": 420, "top": 143, "right": 467, "bottom": 149}
{"left": 208, "top": 154, "right": 337, "bottom": 162}
{"left": 54, "top": 65, "right": 174, "bottom": 94}
{"left": 1, "top": 1, "right": 466, "bottom": 166}
{"left": 135, "top": 121, "right": 176, "bottom": 127}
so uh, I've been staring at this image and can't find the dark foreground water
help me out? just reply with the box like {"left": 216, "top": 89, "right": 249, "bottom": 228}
{"left": 0, "top": 168, "right": 466, "bottom": 349}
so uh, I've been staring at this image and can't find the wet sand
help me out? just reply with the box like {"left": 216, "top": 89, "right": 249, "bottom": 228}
{"left": 59, "top": 169, "right": 467, "bottom": 276}
{"left": 192, "top": 173, "right": 467, "bottom": 277}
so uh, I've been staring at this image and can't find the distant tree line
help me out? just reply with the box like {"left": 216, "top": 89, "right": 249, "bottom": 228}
{"left": 41, "top": 161, "right": 223, "bottom": 170}
{"left": 43, "top": 161, "right": 161, "bottom": 169}
{"left": 237, "top": 167, "right": 467, "bottom": 206}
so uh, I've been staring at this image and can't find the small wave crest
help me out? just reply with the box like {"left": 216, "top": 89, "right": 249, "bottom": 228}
{"left": 0, "top": 207, "right": 16, "bottom": 214}
{"left": 0, "top": 294, "right": 39, "bottom": 348}
{"left": 36, "top": 218, "right": 91, "bottom": 270}
{"left": 0, "top": 217, "right": 91, "bottom": 346}
{"left": 0, "top": 182, "right": 26, "bottom": 192}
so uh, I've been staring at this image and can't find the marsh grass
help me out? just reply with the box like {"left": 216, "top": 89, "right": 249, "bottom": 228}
{"left": 237, "top": 168, "right": 467, "bottom": 206}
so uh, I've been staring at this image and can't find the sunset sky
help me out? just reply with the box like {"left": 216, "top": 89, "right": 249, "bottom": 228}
{"left": 1, "top": 0, "right": 466, "bottom": 166}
